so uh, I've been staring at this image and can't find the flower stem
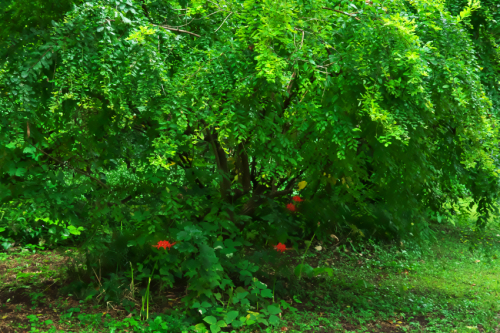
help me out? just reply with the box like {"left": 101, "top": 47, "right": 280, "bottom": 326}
{"left": 298, "top": 233, "right": 315, "bottom": 280}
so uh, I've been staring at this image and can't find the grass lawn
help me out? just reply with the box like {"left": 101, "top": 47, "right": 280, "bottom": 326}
{"left": 1, "top": 222, "right": 500, "bottom": 333}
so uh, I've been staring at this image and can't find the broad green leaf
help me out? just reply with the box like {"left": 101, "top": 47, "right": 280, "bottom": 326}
{"left": 224, "top": 311, "right": 239, "bottom": 324}
{"left": 203, "top": 316, "right": 217, "bottom": 325}
{"left": 193, "top": 323, "right": 207, "bottom": 333}
{"left": 260, "top": 289, "right": 273, "bottom": 298}
{"left": 269, "top": 314, "right": 280, "bottom": 326}
{"left": 15, "top": 168, "right": 26, "bottom": 177}
{"left": 267, "top": 305, "right": 281, "bottom": 315}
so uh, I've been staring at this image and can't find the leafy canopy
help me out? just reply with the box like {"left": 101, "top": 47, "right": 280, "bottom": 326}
{"left": 1, "top": 0, "right": 499, "bottom": 304}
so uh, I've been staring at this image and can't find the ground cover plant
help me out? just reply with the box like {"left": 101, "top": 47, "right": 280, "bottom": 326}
{"left": 2, "top": 218, "right": 500, "bottom": 332}
{"left": 1, "top": 0, "right": 500, "bottom": 332}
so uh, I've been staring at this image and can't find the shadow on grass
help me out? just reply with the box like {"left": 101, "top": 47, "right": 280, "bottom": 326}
{"left": 1, "top": 223, "right": 500, "bottom": 333}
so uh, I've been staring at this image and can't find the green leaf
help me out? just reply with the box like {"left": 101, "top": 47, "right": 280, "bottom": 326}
{"left": 260, "top": 289, "right": 273, "bottom": 298}
{"left": 235, "top": 291, "right": 249, "bottom": 299}
{"left": 203, "top": 316, "right": 217, "bottom": 325}
{"left": 323, "top": 267, "right": 334, "bottom": 277}
{"left": 210, "top": 324, "right": 220, "bottom": 333}
{"left": 224, "top": 311, "right": 239, "bottom": 324}
{"left": 201, "top": 301, "right": 212, "bottom": 308}
{"left": 23, "top": 146, "right": 36, "bottom": 154}
{"left": 267, "top": 305, "right": 281, "bottom": 315}
{"left": 254, "top": 281, "right": 267, "bottom": 289}
{"left": 1, "top": 242, "right": 12, "bottom": 250}
{"left": 232, "top": 319, "right": 243, "bottom": 328}
{"left": 312, "top": 267, "right": 325, "bottom": 277}
{"left": 258, "top": 318, "right": 269, "bottom": 325}
{"left": 246, "top": 319, "right": 256, "bottom": 326}
{"left": 269, "top": 314, "right": 280, "bottom": 326}
{"left": 15, "top": 168, "right": 26, "bottom": 177}
{"left": 235, "top": 286, "right": 247, "bottom": 294}
{"left": 240, "top": 270, "right": 252, "bottom": 277}
{"left": 193, "top": 323, "right": 207, "bottom": 333}
{"left": 294, "top": 264, "right": 314, "bottom": 278}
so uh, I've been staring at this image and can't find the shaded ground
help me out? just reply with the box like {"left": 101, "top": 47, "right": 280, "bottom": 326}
{"left": 2, "top": 225, "right": 500, "bottom": 332}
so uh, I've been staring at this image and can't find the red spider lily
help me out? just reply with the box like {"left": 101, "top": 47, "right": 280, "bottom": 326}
{"left": 286, "top": 203, "right": 296, "bottom": 212}
{"left": 274, "top": 243, "right": 290, "bottom": 253}
{"left": 291, "top": 196, "right": 303, "bottom": 202}
{"left": 153, "top": 240, "right": 176, "bottom": 250}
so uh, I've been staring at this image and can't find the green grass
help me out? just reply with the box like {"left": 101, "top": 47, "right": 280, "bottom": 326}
{"left": 272, "top": 227, "right": 500, "bottom": 332}
{"left": 2, "top": 222, "right": 500, "bottom": 332}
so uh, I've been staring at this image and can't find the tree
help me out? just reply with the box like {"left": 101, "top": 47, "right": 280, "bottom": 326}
{"left": 1, "top": 0, "right": 499, "bottom": 303}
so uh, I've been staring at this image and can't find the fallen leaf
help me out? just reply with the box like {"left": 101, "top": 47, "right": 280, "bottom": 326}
{"left": 330, "top": 234, "right": 339, "bottom": 242}
{"left": 314, "top": 245, "right": 322, "bottom": 251}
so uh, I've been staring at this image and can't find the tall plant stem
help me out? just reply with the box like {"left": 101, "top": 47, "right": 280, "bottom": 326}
{"left": 141, "top": 261, "right": 157, "bottom": 320}
{"left": 298, "top": 233, "right": 316, "bottom": 280}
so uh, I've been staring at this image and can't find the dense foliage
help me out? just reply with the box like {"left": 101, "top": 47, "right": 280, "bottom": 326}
{"left": 1, "top": 0, "right": 499, "bottom": 327}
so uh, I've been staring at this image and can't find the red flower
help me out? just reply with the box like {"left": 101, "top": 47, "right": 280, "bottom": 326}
{"left": 292, "top": 196, "right": 303, "bottom": 202}
{"left": 274, "top": 243, "right": 289, "bottom": 253}
{"left": 286, "top": 203, "right": 296, "bottom": 212}
{"left": 153, "top": 240, "right": 176, "bottom": 250}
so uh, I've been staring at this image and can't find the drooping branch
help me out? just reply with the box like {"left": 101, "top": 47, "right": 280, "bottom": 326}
{"left": 154, "top": 24, "right": 201, "bottom": 38}
{"left": 322, "top": 7, "right": 360, "bottom": 20}
{"left": 214, "top": 12, "right": 233, "bottom": 33}
{"left": 26, "top": 47, "right": 53, "bottom": 76}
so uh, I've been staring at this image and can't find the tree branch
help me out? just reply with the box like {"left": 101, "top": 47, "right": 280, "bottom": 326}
{"left": 26, "top": 47, "right": 53, "bottom": 75}
{"left": 215, "top": 12, "right": 233, "bottom": 33}
{"left": 322, "top": 7, "right": 360, "bottom": 20}
{"left": 154, "top": 24, "right": 201, "bottom": 38}
{"left": 206, "top": 129, "right": 231, "bottom": 199}
{"left": 33, "top": 145, "right": 110, "bottom": 189}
